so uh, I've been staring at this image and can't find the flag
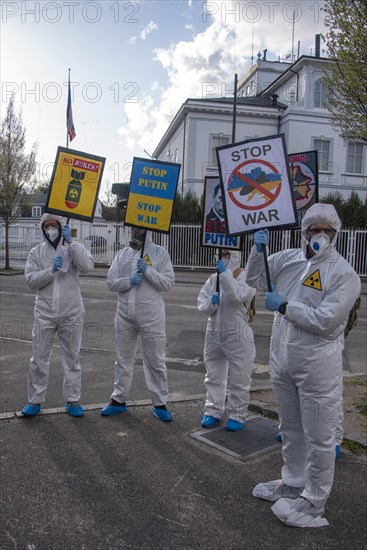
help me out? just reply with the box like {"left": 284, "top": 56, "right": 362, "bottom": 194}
{"left": 67, "top": 77, "right": 76, "bottom": 142}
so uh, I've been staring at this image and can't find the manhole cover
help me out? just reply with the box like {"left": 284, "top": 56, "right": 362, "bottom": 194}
{"left": 190, "top": 416, "right": 280, "bottom": 461}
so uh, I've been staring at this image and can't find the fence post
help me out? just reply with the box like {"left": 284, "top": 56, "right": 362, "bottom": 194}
{"left": 1, "top": 220, "right": 366, "bottom": 276}
{"left": 347, "top": 229, "right": 356, "bottom": 271}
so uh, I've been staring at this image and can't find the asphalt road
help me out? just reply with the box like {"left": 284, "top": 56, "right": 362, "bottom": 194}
{"left": 0, "top": 271, "right": 366, "bottom": 412}
{"left": 1, "top": 272, "right": 367, "bottom": 550}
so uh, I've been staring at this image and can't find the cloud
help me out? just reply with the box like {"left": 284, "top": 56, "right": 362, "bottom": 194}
{"left": 125, "top": 20, "right": 158, "bottom": 46}
{"left": 118, "top": 1, "right": 327, "bottom": 156}
{"left": 150, "top": 81, "right": 161, "bottom": 91}
{"left": 118, "top": 20, "right": 238, "bottom": 153}
{"left": 140, "top": 20, "right": 158, "bottom": 40}
{"left": 125, "top": 36, "right": 137, "bottom": 46}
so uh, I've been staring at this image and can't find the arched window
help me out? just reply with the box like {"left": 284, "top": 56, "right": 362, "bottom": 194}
{"left": 314, "top": 79, "right": 329, "bottom": 108}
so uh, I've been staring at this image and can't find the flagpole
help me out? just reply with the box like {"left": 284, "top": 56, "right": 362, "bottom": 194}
{"left": 66, "top": 67, "right": 76, "bottom": 147}
{"left": 66, "top": 69, "right": 70, "bottom": 149}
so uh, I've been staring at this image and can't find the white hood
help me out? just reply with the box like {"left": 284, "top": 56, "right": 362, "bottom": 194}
{"left": 301, "top": 203, "right": 341, "bottom": 257}
{"left": 40, "top": 213, "right": 65, "bottom": 243}
{"left": 216, "top": 249, "right": 242, "bottom": 272}
{"left": 40, "top": 213, "right": 65, "bottom": 229}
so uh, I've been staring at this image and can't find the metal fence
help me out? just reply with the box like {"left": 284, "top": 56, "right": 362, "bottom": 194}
{"left": 1, "top": 220, "right": 366, "bottom": 276}
{"left": 158, "top": 225, "right": 367, "bottom": 276}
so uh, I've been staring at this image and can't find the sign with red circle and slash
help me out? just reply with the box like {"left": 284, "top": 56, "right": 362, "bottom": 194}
{"left": 216, "top": 134, "right": 298, "bottom": 236}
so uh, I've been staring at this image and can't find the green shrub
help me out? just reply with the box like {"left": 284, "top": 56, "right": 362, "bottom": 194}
{"left": 321, "top": 192, "right": 367, "bottom": 228}
{"left": 172, "top": 190, "right": 202, "bottom": 223}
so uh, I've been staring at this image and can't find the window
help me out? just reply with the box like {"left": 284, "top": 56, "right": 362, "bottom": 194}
{"left": 245, "top": 81, "right": 255, "bottom": 96}
{"left": 32, "top": 206, "right": 42, "bottom": 218}
{"left": 211, "top": 135, "right": 230, "bottom": 165}
{"left": 347, "top": 142, "right": 364, "bottom": 174}
{"left": 314, "top": 139, "right": 331, "bottom": 172}
{"left": 314, "top": 79, "right": 329, "bottom": 108}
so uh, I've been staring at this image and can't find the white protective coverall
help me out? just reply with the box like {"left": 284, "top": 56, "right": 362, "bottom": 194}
{"left": 107, "top": 232, "right": 175, "bottom": 406}
{"left": 25, "top": 214, "right": 94, "bottom": 404}
{"left": 198, "top": 251, "right": 256, "bottom": 423}
{"left": 245, "top": 204, "right": 361, "bottom": 527}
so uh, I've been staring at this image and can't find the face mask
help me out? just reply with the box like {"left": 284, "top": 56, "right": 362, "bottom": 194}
{"left": 308, "top": 233, "right": 330, "bottom": 256}
{"left": 221, "top": 258, "right": 229, "bottom": 268}
{"left": 46, "top": 227, "right": 59, "bottom": 242}
{"left": 129, "top": 238, "right": 143, "bottom": 250}
{"left": 129, "top": 230, "right": 145, "bottom": 250}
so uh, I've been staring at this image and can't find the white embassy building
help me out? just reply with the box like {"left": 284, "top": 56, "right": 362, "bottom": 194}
{"left": 152, "top": 52, "right": 366, "bottom": 201}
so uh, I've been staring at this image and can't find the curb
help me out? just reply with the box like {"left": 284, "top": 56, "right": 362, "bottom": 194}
{"left": 3, "top": 395, "right": 366, "bottom": 451}
{"left": 2, "top": 395, "right": 208, "bottom": 421}
{"left": 0, "top": 270, "right": 24, "bottom": 276}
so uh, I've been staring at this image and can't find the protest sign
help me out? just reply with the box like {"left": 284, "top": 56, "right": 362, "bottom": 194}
{"left": 216, "top": 134, "right": 297, "bottom": 236}
{"left": 289, "top": 150, "right": 319, "bottom": 213}
{"left": 45, "top": 147, "right": 105, "bottom": 222}
{"left": 125, "top": 157, "right": 180, "bottom": 233}
{"left": 201, "top": 176, "right": 240, "bottom": 249}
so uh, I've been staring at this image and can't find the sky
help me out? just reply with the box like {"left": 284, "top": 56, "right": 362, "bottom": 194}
{"left": 1, "top": 0, "right": 328, "bottom": 201}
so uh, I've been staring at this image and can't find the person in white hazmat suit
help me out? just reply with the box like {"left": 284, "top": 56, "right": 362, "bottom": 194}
{"left": 245, "top": 203, "right": 361, "bottom": 528}
{"left": 101, "top": 228, "right": 175, "bottom": 422}
{"left": 198, "top": 249, "right": 256, "bottom": 431}
{"left": 276, "top": 405, "right": 344, "bottom": 460}
{"left": 21, "top": 213, "right": 94, "bottom": 418}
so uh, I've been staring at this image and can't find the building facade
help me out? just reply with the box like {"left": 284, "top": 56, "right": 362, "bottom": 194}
{"left": 152, "top": 55, "right": 366, "bottom": 201}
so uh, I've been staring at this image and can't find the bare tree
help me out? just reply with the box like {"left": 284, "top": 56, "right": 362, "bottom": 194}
{"left": 0, "top": 96, "right": 38, "bottom": 269}
{"left": 322, "top": 0, "right": 367, "bottom": 142}
{"left": 99, "top": 181, "right": 117, "bottom": 207}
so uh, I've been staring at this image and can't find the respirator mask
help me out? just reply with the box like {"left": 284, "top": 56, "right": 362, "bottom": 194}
{"left": 129, "top": 229, "right": 146, "bottom": 251}
{"left": 308, "top": 232, "right": 330, "bottom": 257}
{"left": 45, "top": 227, "right": 60, "bottom": 242}
{"left": 220, "top": 258, "right": 229, "bottom": 268}
{"left": 216, "top": 249, "right": 230, "bottom": 269}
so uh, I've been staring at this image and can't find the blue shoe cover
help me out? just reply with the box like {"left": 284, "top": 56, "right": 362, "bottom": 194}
{"left": 66, "top": 402, "right": 84, "bottom": 417}
{"left": 21, "top": 404, "right": 40, "bottom": 416}
{"left": 151, "top": 407, "right": 172, "bottom": 422}
{"left": 226, "top": 419, "right": 245, "bottom": 431}
{"left": 335, "top": 444, "right": 341, "bottom": 460}
{"left": 201, "top": 415, "right": 220, "bottom": 428}
{"left": 276, "top": 432, "right": 283, "bottom": 442}
{"left": 101, "top": 403, "right": 128, "bottom": 416}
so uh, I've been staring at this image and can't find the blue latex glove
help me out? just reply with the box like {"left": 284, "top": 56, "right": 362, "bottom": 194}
{"left": 216, "top": 260, "right": 227, "bottom": 274}
{"left": 265, "top": 284, "right": 283, "bottom": 312}
{"left": 130, "top": 272, "right": 143, "bottom": 286}
{"left": 62, "top": 224, "right": 72, "bottom": 243}
{"left": 52, "top": 256, "right": 63, "bottom": 273}
{"left": 253, "top": 229, "right": 269, "bottom": 253}
{"left": 137, "top": 258, "right": 147, "bottom": 273}
{"left": 211, "top": 292, "right": 220, "bottom": 305}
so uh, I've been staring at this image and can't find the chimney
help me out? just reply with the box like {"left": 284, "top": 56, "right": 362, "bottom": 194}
{"left": 263, "top": 49, "right": 267, "bottom": 61}
{"left": 315, "top": 34, "right": 321, "bottom": 57}
{"left": 271, "top": 94, "right": 279, "bottom": 106}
